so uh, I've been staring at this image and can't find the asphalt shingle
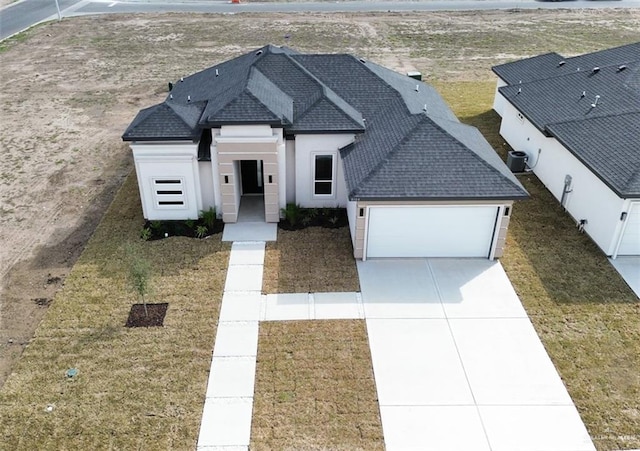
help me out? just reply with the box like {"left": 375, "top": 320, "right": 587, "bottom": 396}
{"left": 494, "top": 42, "right": 640, "bottom": 197}
{"left": 123, "top": 45, "right": 528, "bottom": 200}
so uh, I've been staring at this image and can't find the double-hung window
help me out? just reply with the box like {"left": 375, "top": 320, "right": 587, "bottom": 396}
{"left": 313, "top": 153, "right": 335, "bottom": 197}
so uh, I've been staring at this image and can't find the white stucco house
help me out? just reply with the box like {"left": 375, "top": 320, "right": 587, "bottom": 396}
{"left": 492, "top": 42, "right": 640, "bottom": 259}
{"left": 123, "top": 45, "right": 528, "bottom": 260}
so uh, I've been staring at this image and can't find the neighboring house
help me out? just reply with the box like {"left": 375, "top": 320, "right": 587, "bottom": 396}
{"left": 493, "top": 42, "right": 640, "bottom": 259}
{"left": 123, "top": 45, "right": 527, "bottom": 260}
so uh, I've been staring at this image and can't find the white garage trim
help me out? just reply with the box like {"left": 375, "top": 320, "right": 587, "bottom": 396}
{"left": 364, "top": 205, "right": 501, "bottom": 259}
{"left": 614, "top": 202, "right": 640, "bottom": 257}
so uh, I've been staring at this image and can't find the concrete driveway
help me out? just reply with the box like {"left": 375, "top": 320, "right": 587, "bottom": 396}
{"left": 609, "top": 256, "right": 640, "bottom": 298}
{"left": 358, "top": 258, "right": 595, "bottom": 451}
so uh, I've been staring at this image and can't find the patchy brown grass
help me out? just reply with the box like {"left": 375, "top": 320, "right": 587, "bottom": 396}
{"left": 437, "top": 81, "right": 640, "bottom": 451}
{"left": 263, "top": 228, "right": 360, "bottom": 294}
{"left": 0, "top": 174, "right": 231, "bottom": 449}
{"left": 251, "top": 320, "right": 384, "bottom": 450}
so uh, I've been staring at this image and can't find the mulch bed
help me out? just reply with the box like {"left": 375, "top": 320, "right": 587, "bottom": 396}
{"left": 279, "top": 208, "right": 349, "bottom": 231}
{"left": 143, "top": 219, "right": 224, "bottom": 240}
{"left": 125, "top": 303, "right": 168, "bottom": 327}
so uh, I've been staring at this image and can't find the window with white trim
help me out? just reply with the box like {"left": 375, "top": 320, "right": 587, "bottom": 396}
{"left": 153, "top": 178, "right": 187, "bottom": 208}
{"left": 313, "top": 153, "right": 335, "bottom": 197}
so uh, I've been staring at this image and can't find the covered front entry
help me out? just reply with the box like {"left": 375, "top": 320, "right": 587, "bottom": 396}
{"left": 240, "top": 160, "right": 264, "bottom": 195}
{"left": 366, "top": 206, "right": 499, "bottom": 258}
{"left": 216, "top": 135, "right": 281, "bottom": 224}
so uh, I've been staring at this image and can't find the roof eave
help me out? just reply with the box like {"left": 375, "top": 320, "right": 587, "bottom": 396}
{"left": 348, "top": 193, "right": 530, "bottom": 202}
{"left": 546, "top": 125, "right": 637, "bottom": 199}
{"left": 122, "top": 135, "right": 197, "bottom": 142}
{"left": 287, "top": 128, "right": 365, "bottom": 135}
{"left": 204, "top": 119, "right": 284, "bottom": 127}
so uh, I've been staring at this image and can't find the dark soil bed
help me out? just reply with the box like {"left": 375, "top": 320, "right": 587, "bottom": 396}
{"left": 143, "top": 218, "right": 224, "bottom": 240}
{"left": 125, "top": 303, "right": 168, "bottom": 327}
{"left": 279, "top": 208, "right": 349, "bottom": 231}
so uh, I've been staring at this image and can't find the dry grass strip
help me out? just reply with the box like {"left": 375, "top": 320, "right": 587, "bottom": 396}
{"left": 0, "top": 175, "right": 231, "bottom": 449}
{"left": 263, "top": 228, "right": 360, "bottom": 294}
{"left": 437, "top": 81, "right": 640, "bottom": 451}
{"left": 251, "top": 320, "right": 384, "bottom": 450}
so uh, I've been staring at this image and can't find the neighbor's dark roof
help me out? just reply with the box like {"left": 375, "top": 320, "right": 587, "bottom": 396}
{"left": 492, "top": 42, "right": 640, "bottom": 85}
{"left": 493, "top": 42, "right": 640, "bottom": 197}
{"left": 124, "top": 45, "right": 528, "bottom": 201}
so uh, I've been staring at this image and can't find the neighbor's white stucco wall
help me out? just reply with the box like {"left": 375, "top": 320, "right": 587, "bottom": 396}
{"left": 294, "top": 134, "right": 355, "bottom": 208}
{"left": 492, "top": 78, "right": 508, "bottom": 117}
{"left": 499, "top": 101, "right": 626, "bottom": 255}
{"left": 130, "top": 142, "right": 202, "bottom": 220}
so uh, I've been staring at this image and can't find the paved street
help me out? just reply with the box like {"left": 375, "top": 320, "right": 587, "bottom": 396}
{"left": 3, "top": 0, "right": 640, "bottom": 40}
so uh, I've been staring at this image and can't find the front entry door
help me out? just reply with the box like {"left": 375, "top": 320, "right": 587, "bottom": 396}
{"left": 240, "top": 160, "right": 263, "bottom": 194}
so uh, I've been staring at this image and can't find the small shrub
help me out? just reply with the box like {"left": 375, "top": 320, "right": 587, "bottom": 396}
{"left": 281, "top": 203, "right": 302, "bottom": 226}
{"left": 195, "top": 225, "right": 208, "bottom": 239}
{"left": 140, "top": 227, "right": 151, "bottom": 241}
{"left": 150, "top": 220, "right": 162, "bottom": 231}
{"left": 200, "top": 207, "right": 216, "bottom": 230}
{"left": 185, "top": 219, "right": 195, "bottom": 229}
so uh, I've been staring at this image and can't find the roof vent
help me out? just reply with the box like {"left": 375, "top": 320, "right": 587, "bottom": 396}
{"left": 187, "top": 95, "right": 191, "bottom": 102}
{"left": 558, "top": 61, "right": 566, "bottom": 67}
{"left": 180, "top": 77, "right": 184, "bottom": 82}
{"left": 169, "top": 94, "right": 173, "bottom": 99}
{"left": 359, "top": 58, "right": 366, "bottom": 64}
{"left": 415, "top": 84, "right": 419, "bottom": 92}
{"left": 592, "top": 67, "right": 600, "bottom": 74}
{"left": 618, "top": 65, "right": 627, "bottom": 72}
{"left": 215, "top": 69, "right": 219, "bottom": 77}
{"left": 516, "top": 88, "right": 522, "bottom": 95}
{"left": 591, "top": 95, "right": 600, "bottom": 108}
{"left": 407, "top": 71, "right": 422, "bottom": 81}
{"left": 580, "top": 91, "right": 585, "bottom": 98}
{"left": 255, "top": 50, "right": 263, "bottom": 56}
{"left": 423, "top": 104, "right": 427, "bottom": 112}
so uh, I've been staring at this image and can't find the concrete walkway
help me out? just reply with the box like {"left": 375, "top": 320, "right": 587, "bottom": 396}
{"left": 198, "top": 235, "right": 595, "bottom": 450}
{"left": 196, "top": 241, "right": 265, "bottom": 450}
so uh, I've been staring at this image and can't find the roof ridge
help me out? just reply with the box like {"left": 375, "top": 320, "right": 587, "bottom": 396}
{"left": 350, "top": 114, "right": 428, "bottom": 197}
{"left": 427, "top": 116, "right": 526, "bottom": 194}
{"left": 241, "top": 88, "right": 282, "bottom": 120}
{"left": 292, "top": 95, "right": 325, "bottom": 124}
{"left": 320, "top": 94, "right": 364, "bottom": 130}
{"left": 546, "top": 108, "right": 640, "bottom": 128}
{"left": 165, "top": 102, "right": 201, "bottom": 131}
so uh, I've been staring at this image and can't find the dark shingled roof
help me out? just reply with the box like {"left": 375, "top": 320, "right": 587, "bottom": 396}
{"left": 123, "top": 45, "right": 528, "bottom": 201}
{"left": 493, "top": 42, "right": 640, "bottom": 197}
